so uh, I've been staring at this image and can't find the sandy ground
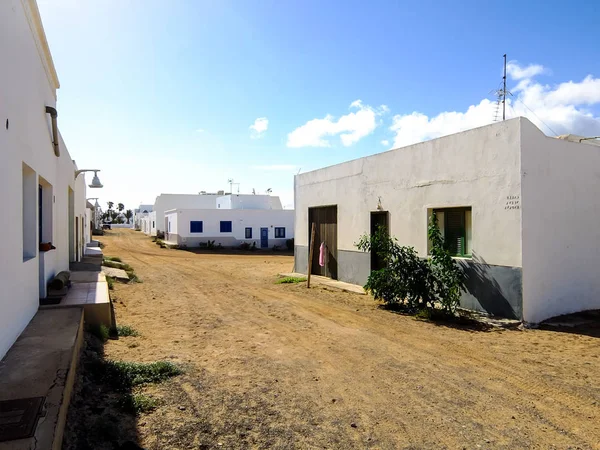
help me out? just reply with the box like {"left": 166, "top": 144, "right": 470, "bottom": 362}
{"left": 76, "top": 229, "right": 600, "bottom": 449}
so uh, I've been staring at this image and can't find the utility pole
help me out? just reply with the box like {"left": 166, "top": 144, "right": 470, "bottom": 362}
{"left": 502, "top": 54, "right": 507, "bottom": 121}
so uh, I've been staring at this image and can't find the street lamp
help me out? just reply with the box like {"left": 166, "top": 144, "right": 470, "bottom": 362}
{"left": 75, "top": 169, "right": 103, "bottom": 188}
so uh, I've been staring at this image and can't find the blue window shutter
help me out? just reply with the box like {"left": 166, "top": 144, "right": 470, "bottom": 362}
{"left": 220, "top": 221, "right": 232, "bottom": 233}
{"left": 190, "top": 221, "right": 203, "bottom": 233}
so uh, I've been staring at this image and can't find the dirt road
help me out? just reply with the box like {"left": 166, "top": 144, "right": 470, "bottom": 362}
{"left": 97, "top": 229, "right": 599, "bottom": 449}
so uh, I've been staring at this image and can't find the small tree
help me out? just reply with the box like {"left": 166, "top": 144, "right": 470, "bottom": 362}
{"left": 125, "top": 209, "right": 133, "bottom": 224}
{"left": 427, "top": 212, "right": 464, "bottom": 313}
{"left": 356, "top": 215, "right": 464, "bottom": 315}
{"left": 117, "top": 203, "right": 125, "bottom": 213}
{"left": 107, "top": 201, "right": 114, "bottom": 211}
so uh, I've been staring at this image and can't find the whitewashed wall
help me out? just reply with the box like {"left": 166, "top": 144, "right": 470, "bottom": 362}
{"left": 521, "top": 120, "right": 600, "bottom": 323}
{"left": 165, "top": 208, "right": 294, "bottom": 247}
{"left": 153, "top": 194, "right": 219, "bottom": 233}
{"left": 295, "top": 119, "right": 523, "bottom": 268}
{"left": 0, "top": 0, "right": 89, "bottom": 358}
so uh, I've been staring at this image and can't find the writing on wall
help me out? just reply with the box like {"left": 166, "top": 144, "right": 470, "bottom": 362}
{"left": 505, "top": 195, "right": 520, "bottom": 210}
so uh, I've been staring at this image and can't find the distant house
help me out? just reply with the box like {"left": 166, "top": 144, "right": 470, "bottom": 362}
{"left": 0, "top": 0, "right": 91, "bottom": 358}
{"left": 133, "top": 203, "right": 153, "bottom": 230}
{"left": 294, "top": 118, "right": 600, "bottom": 324}
{"left": 164, "top": 194, "right": 294, "bottom": 248}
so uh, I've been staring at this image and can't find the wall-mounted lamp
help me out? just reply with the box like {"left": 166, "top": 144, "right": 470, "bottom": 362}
{"left": 75, "top": 169, "right": 103, "bottom": 188}
{"left": 376, "top": 196, "right": 383, "bottom": 211}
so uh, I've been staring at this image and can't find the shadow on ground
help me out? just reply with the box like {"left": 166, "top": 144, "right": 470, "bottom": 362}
{"left": 377, "top": 304, "right": 498, "bottom": 333}
{"left": 62, "top": 332, "right": 143, "bottom": 450}
{"left": 538, "top": 310, "right": 600, "bottom": 339}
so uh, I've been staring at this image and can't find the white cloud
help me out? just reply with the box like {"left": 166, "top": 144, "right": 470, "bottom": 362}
{"left": 390, "top": 62, "right": 600, "bottom": 149}
{"left": 252, "top": 164, "right": 297, "bottom": 171}
{"left": 506, "top": 62, "right": 547, "bottom": 80}
{"left": 287, "top": 100, "right": 388, "bottom": 148}
{"left": 195, "top": 128, "right": 205, "bottom": 133}
{"left": 249, "top": 117, "right": 269, "bottom": 138}
{"left": 381, "top": 139, "right": 389, "bottom": 146}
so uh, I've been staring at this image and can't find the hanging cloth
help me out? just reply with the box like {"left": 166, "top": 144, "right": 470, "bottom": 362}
{"left": 319, "top": 242, "right": 328, "bottom": 267}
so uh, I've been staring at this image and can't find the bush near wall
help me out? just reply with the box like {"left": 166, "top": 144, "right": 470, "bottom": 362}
{"left": 356, "top": 213, "right": 464, "bottom": 315}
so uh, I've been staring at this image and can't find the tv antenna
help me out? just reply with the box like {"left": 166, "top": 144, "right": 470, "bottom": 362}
{"left": 491, "top": 54, "right": 512, "bottom": 121}
{"left": 227, "top": 178, "right": 240, "bottom": 194}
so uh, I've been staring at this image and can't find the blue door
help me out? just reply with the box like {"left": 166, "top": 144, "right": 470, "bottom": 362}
{"left": 260, "top": 228, "right": 268, "bottom": 248}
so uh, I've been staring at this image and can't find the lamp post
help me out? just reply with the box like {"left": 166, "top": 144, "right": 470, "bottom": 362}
{"left": 87, "top": 198, "right": 102, "bottom": 230}
{"left": 75, "top": 169, "right": 103, "bottom": 188}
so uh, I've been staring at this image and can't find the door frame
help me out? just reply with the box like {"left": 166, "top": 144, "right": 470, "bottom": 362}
{"left": 260, "top": 227, "right": 269, "bottom": 248}
{"left": 370, "top": 211, "right": 389, "bottom": 271}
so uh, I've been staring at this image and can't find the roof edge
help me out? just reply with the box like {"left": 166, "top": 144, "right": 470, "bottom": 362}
{"left": 21, "top": 0, "right": 60, "bottom": 97}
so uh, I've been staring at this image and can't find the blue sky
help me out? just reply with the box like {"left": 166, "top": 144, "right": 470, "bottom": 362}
{"left": 37, "top": 0, "right": 600, "bottom": 210}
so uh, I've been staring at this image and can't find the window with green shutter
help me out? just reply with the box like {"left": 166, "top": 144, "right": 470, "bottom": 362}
{"left": 432, "top": 207, "right": 472, "bottom": 257}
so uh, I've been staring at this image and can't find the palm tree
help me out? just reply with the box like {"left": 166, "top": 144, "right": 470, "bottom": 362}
{"left": 125, "top": 209, "right": 133, "bottom": 224}
{"left": 117, "top": 203, "right": 125, "bottom": 213}
{"left": 107, "top": 201, "right": 114, "bottom": 211}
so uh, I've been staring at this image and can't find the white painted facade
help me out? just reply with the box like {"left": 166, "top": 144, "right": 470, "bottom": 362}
{"left": 0, "top": 0, "right": 91, "bottom": 358}
{"left": 164, "top": 208, "right": 294, "bottom": 248}
{"left": 152, "top": 193, "right": 220, "bottom": 235}
{"left": 295, "top": 118, "right": 600, "bottom": 323}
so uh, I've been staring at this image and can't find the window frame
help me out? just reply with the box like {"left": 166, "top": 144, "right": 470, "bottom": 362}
{"left": 245, "top": 227, "right": 252, "bottom": 239}
{"left": 220, "top": 221, "right": 233, "bottom": 233}
{"left": 274, "top": 227, "right": 286, "bottom": 239}
{"left": 431, "top": 207, "right": 472, "bottom": 258}
{"left": 190, "top": 220, "right": 203, "bottom": 233}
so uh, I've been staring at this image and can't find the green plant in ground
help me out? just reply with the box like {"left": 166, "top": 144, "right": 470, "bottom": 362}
{"left": 427, "top": 212, "right": 465, "bottom": 313}
{"left": 117, "top": 324, "right": 140, "bottom": 337}
{"left": 356, "top": 217, "right": 464, "bottom": 314}
{"left": 119, "top": 393, "right": 159, "bottom": 414}
{"left": 92, "top": 360, "right": 182, "bottom": 390}
{"left": 88, "top": 324, "right": 110, "bottom": 342}
{"left": 104, "top": 256, "right": 122, "bottom": 262}
{"left": 276, "top": 276, "right": 307, "bottom": 284}
{"left": 106, "top": 276, "right": 115, "bottom": 290}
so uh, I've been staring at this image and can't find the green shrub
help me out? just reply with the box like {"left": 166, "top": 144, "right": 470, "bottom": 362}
{"left": 94, "top": 360, "right": 183, "bottom": 390}
{"left": 276, "top": 276, "right": 307, "bottom": 284}
{"left": 88, "top": 324, "right": 110, "bottom": 342}
{"left": 117, "top": 325, "right": 140, "bottom": 337}
{"left": 356, "top": 214, "right": 464, "bottom": 314}
{"left": 119, "top": 393, "right": 159, "bottom": 414}
{"left": 104, "top": 256, "right": 122, "bottom": 262}
{"left": 106, "top": 276, "right": 115, "bottom": 290}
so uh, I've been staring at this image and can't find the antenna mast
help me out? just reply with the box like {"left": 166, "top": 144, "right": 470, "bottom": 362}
{"left": 502, "top": 54, "right": 507, "bottom": 121}
{"left": 492, "top": 54, "right": 511, "bottom": 122}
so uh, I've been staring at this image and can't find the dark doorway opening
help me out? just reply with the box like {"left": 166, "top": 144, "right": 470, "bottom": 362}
{"left": 370, "top": 211, "right": 389, "bottom": 271}
{"left": 308, "top": 206, "right": 338, "bottom": 279}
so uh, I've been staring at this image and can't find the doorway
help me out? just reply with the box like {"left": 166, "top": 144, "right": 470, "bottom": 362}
{"left": 308, "top": 206, "right": 338, "bottom": 279}
{"left": 260, "top": 228, "right": 268, "bottom": 248}
{"left": 370, "top": 211, "right": 389, "bottom": 271}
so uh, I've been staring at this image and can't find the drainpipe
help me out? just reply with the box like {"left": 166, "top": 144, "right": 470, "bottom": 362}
{"left": 45, "top": 106, "right": 60, "bottom": 157}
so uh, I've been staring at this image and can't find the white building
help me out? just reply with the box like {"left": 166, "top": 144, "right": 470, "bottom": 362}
{"left": 133, "top": 203, "right": 153, "bottom": 230}
{"left": 164, "top": 194, "right": 293, "bottom": 248}
{"left": 0, "top": 0, "right": 94, "bottom": 358}
{"left": 150, "top": 193, "right": 221, "bottom": 236}
{"left": 294, "top": 118, "right": 600, "bottom": 324}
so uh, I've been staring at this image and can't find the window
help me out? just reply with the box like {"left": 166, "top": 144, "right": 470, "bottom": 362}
{"left": 190, "top": 221, "right": 203, "bottom": 233}
{"left": 245, "top": 227, "right": 252, "bottom": 239}
{"left": 220, "top": 221, "right": 232, "bottom": 233}
{"left": 168, "top": 221, "right": 171, "bottom": 232}
{"left": 432, "top": 207, "right": 472, "bottom": 257}
{"left": 274, "top": 227, "right": 286, "bottom": 238}
{"left": 152, "top": 221, "right": 155, "bottom": 228}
